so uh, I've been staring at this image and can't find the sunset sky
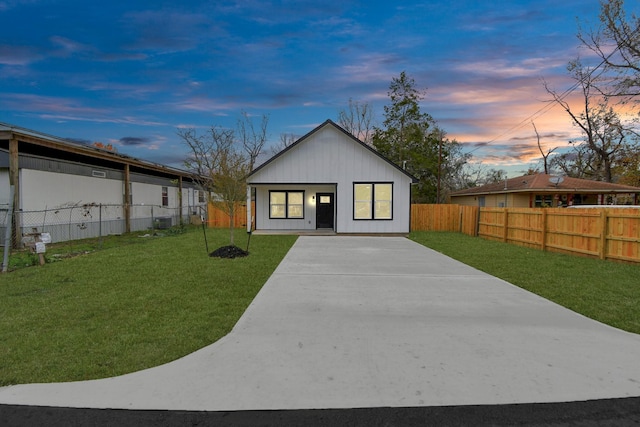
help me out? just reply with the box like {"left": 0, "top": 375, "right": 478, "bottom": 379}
{"left": 0, "top": 0, "right": 613, "bottom": 176}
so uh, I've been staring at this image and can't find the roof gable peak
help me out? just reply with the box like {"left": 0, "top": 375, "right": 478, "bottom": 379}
{"left": 248, "top": 119, "right": 417, "bottom": 181}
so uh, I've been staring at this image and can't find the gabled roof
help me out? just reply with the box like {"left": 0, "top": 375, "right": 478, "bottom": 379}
{"left": 248, "top": 119, "right": 418, "bottom": 182}
{"left": 451, "top": 173, "right": 640, "bottom": 196}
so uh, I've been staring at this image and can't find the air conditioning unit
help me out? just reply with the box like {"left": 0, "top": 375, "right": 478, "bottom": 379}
{"left": 154, "top": 217, "right": 172, "bottom": 229}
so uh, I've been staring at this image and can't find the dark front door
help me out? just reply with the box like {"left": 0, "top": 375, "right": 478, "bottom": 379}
{"left": 316, "top": 193, "right": 334, "bottom": 229}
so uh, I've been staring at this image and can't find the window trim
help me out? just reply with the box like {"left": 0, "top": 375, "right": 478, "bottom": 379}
{"left": 353, "top": 182, "right": 393, "bottom": 221}
{"left": 161, "top": 186, "right": 169, "bottom": 207}
{"left": 269, "top": 190, "right": 305, "bottom": 219}
{"left": 534, "top": 194, "right": 554, "bottom": 207}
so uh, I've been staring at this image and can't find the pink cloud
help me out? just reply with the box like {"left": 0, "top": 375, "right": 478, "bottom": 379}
{"left": 49, "top": 36, "right": 94, "bottom": 58}
{"left": 1, "top": 93, "right": 166, "bottom": 127}
{"left": 0, "top": 44, "right": 41, "bottom": 65}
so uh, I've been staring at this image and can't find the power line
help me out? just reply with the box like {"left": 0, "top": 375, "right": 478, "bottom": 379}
{"left": 465, "top": 36, "right": 627, "bottom": 156}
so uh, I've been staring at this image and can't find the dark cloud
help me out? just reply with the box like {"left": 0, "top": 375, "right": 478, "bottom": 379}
{"left": 121, "top": 10, "right": 212, "bottom": 53}
{"left": 119, "top": 136, "right": 150, "bottom": 146}
{"left": 143, "top": 152, "right": 187, "bottom": 169}
{"left": 509, "top": 132, "right": 569, "bottom": 141}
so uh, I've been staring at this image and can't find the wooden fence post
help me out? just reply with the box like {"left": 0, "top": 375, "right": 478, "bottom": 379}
{"left": 503, "top": 209, "right": 509, "bottom": 243}
{"left": 541, "top": 209, "right": 547, "bottom": 252}
{"left": 599, "top": 209, "right": 607, "bottom": 260}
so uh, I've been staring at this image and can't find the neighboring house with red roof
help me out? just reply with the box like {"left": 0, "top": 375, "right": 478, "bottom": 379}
{"left": 450, "top": 173, "right": 640, "bottom": 208}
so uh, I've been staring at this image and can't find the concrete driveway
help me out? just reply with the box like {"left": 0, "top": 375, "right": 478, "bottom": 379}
{"left": 1, "top": 236, "right": 639, "bottom": 411}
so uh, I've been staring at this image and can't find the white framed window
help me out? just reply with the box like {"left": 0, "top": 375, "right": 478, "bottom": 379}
{"left": 162, "top": 186, "right": 169, "bottom": 207}
{"left": 270, "top": 191, "right": 304, "bottom": 219}
{"left": 354, "top": 183, "right": 393, "bottom": 220}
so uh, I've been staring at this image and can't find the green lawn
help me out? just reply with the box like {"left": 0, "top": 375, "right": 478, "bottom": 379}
{"left": 410, "top": 231, "right": 640, "bottom": 335}
{"left": 0, "top": 227, "right": 296, "bottom": 386}
{"left": 2, "top": 229, "right": 638, "bottom": 386}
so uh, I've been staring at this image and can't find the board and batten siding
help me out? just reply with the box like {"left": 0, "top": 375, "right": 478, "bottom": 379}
{"left": 254, "top": 184, "right": 335, "bottom": 231}
{"left": 248, "top": 123, "right": 412, "bottom": 233}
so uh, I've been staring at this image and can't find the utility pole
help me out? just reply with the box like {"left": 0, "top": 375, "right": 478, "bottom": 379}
{"left": 436, "top": 131, "right": 443, "bottom": 204}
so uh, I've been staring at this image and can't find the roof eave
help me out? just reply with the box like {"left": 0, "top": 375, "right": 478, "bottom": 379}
{"left": 1, "top": 122, "right": 192, "bottom": 178}
{"left": 451, "top": 188, "right": 640, "bottom": 197}
{"left": 247, "top": 119, "right": 418, "bottom": 183}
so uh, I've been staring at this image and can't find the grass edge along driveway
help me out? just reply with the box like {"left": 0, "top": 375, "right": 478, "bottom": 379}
{"left": 0, "top": 228, "right": 296, "bottom": 386}
{"left": 410, "top": 231, "right": 640, "bottom": 336}
{"left": 2, "top": 229, "right": 638, "bottom": 386}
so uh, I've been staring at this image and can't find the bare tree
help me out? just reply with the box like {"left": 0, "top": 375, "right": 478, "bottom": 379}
{"left": 457, "top": 162, "right": 489, "bottom": 188}
{"left": 481, "top": 168, "right": 508, "bottom": 184}
{"left": 270, "top": 132, "right": 299, "bottom": 156}
{"left": 545, "top": 60, "right": 631, "bottom": 182}
{"left": 237, "top": 111, "right": 269, "bottom": 171}
{"left": 531, "top": 121, "right": 557, "bottom": 174}
{"left": 179, "top": 125, "right": 249, "bottom": 246}
{"left": 337, "top": 98, "right": 375, "bottom": 144}
{"left": 550, "top": 142, "right": 600, "bottom": 179}
{"left": 578, "top": 0, "right": 640, "bottom": 100}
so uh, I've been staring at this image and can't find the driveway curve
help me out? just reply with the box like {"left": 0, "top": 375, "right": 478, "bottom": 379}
{"left": 0, "top": 236, "right": 639, "bottom": 411}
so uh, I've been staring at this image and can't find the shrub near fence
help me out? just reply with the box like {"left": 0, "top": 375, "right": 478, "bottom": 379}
{"left": 411, "top": 204, "right": 640, "bottom": 264}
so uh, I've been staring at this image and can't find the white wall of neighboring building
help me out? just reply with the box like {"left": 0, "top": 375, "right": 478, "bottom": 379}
{"left": 20, "top": 169, "right": 122, "bottom": 211}
{"left": 131, "top": 181, "right": 162, "bottom": 207}
{"left": 0, "top": 170, "right": 9, "bottom": 206}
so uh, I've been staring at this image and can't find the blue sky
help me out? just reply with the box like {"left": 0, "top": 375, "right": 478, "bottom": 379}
{"left": 0, "top": 0, "right": 607, "bottom": 176}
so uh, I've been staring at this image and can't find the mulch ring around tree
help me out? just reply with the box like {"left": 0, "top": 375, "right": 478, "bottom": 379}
{"left": 209, "top": 245, "right": 249, "bottom": 259}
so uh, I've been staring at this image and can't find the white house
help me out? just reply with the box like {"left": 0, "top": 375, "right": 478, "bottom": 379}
{"left": 246, "top": 120, "right": 417, "bottom": 234}
{"left": 0, "top": 122, "right": 206, "bottom": 244}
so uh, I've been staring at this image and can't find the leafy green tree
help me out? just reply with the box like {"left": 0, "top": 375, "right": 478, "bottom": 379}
{"left": 612, "top": 144, "right": 640, "bottom": 185}
{"left": 440, "top": 138, "right": 472, "bottom": 200}
{"left": 373, "top": 71, "right": 466, "bottom": 203}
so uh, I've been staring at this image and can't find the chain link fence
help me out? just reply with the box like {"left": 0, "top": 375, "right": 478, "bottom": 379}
{"left": 1, "top": 203, "right": 206, "bottom": 249}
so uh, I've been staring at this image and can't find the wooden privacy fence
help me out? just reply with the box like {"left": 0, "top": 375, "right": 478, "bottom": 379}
{"left": 411, "top": 204, "right": 640, "bottom": 264}
{"left": 411, "top": 204, "right": 480, "bottom": 236}
{"left": 207, "top": 202, "right": 255, "bottom": 229}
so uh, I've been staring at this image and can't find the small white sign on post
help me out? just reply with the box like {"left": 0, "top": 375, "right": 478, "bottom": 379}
{"left": 35, "top": 242, "right": 46, "bottom": 254}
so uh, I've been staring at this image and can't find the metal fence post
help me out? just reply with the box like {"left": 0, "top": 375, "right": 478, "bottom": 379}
{"left": 2, "top": 186, "right": 15, "bottom": 273}
{"left": 99, "top": 203, "right": 103, "bottom": 249}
